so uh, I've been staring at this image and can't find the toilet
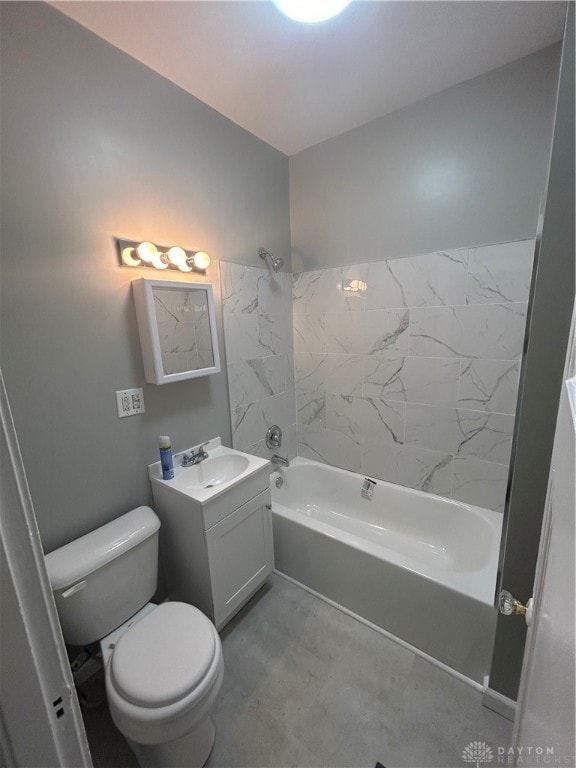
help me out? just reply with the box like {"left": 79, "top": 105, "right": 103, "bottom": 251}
{"left": 45, "top": 506, "right": 223, "bottom": 768}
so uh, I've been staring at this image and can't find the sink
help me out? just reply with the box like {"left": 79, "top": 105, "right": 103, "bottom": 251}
{"left": 147, "top": 436, "right": 274, "bottom": 632}
{"left": 180, "top": 454, "right": 250, "bottom": 490}
{"left": 148, "top": 437, "right": 270, "bottom": 505}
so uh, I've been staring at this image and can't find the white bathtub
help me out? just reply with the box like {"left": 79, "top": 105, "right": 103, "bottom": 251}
{"left": 271, "top": 457, "right": 503, "bottom": 684}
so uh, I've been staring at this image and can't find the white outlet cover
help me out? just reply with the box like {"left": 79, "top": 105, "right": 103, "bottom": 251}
{"left": 116, "top": 388, "right": 145, "bottom": 418}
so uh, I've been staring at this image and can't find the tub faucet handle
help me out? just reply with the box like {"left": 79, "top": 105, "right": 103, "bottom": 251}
{"left": 266, "top": 425, "right": 282, "bottom": 449}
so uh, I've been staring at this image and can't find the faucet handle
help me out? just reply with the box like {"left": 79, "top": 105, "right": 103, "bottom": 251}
{"left": 181, "top": 441, "right": 211, "bottom": 466}
{"left": 266, "top": 425, "right": 282, "bottom": 449}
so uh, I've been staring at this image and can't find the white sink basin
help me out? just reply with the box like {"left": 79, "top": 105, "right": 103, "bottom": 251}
{"left": 180, "top": 454, "right": 250, "bottom": 490}
{"left": 148, "top": 438, "right": 270, "bottom": 504}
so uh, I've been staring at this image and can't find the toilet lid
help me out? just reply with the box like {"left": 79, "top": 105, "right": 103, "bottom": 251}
{"left": 110, "top": 602, "right": 216, "bottom": 708}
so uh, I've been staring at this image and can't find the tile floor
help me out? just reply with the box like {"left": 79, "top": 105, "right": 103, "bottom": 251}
{"left": 83, "top": 573, "right": 512, "bottom": 768}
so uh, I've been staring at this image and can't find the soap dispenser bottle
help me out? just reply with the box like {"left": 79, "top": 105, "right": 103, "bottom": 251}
{"left": 159, "top": 435, "right": 174, "bottom": 480}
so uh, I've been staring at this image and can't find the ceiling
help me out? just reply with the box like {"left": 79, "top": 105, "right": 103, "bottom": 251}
{"left": 51, "top": 1, "right": 566, "bottom": 155}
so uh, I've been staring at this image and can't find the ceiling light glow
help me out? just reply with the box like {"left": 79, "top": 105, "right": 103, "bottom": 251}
{"left": 273, "top": 0, "right": 352, "bottom": 24}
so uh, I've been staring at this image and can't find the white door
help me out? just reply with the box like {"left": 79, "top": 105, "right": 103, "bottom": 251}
{"left": 511, "top": 309, "right": 575, "bottom": 765}
{"left": 0, "top": 373, "right": 92, "bottom": 768}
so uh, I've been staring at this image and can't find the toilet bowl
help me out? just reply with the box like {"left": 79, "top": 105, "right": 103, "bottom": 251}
{"left": 103, "top": 602, "right": 224, "bottom": 768}
{"left": 44, "top": 506, "right": 223, "bottom": 768}
{"left": 100, "top": 603, "right": 224, "bottom": 766}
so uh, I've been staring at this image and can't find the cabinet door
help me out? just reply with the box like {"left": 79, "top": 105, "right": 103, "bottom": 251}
{"left": 206, "top": 489, "right": 273, "bottom": 629}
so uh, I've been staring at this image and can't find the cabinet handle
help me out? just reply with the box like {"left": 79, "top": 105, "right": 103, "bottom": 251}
{"left": 265, "top": 504, "right": 272, "bottom": 510}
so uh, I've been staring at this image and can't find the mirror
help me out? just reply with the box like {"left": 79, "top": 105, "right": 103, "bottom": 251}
{"left": 132, "top": 277, "right": 220, "bottom": 384}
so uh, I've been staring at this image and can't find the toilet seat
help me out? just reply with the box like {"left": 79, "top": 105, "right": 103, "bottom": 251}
{"left": 104, "top": 602, "right": 224, "bottom": 746}
{"left": 110, "top": 602, "right": 216, "bottom": 708}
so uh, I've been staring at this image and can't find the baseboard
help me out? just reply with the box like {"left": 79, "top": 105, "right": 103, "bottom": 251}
{"left": 482, "top": 676, "right": 517, "bottom": 721}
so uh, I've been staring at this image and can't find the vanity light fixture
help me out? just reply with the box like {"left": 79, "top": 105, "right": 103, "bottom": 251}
{"left": 117, "top": 239, "right": 211, "bottom": 274}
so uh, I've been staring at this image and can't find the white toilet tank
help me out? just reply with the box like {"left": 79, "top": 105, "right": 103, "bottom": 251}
{"left": 45, "top": 506, "right": 161, "bottom": 646}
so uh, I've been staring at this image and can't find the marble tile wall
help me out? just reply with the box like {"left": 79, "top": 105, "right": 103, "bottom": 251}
{"left": 220, "top": 262, "right": 297, "bottom": 461}
{"left": 293, "top": 240, "right": 534, "bottom": 512}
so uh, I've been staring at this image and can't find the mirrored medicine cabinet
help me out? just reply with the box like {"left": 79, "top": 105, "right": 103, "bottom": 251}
{"left": 132, "top": 277, "right": 221, "bottom": 384}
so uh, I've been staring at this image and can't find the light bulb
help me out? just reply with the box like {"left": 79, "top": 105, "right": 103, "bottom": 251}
{"left": 121, "top": 247, "right": 141, "bottom": 267}
{"left": 273, "top": 0, "right": 352, "bottom": 23}
{"left": 192, "top": 251, "right": 211, "bottom": 270}
{"left": 151, "top": 253, "right": 169, "bottom": 270}
{"left": 167, "top": 246, "right": 187, "bottom": 267}
{"left": 136, "top": 241, "right": 158, "bottom": 263}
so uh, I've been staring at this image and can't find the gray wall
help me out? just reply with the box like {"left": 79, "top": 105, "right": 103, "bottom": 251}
{"left": 489, "top": 4, "right": 575, "bottom": 701}
{"left": 0, "top": 2, "right": 290, "bottom": 553}
{"left": 289, "top": 45, "right": 560, "bottom": 271}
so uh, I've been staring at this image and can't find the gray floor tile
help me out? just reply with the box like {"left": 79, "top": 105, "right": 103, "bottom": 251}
{"left": 83, "top": 573, "right": 512, "bottom": 768}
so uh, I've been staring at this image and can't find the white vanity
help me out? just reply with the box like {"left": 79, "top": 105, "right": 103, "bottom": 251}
{"left": 149, "top": 438, "right": 273, "bottom": 629}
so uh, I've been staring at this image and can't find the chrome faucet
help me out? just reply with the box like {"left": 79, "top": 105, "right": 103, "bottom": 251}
{"left": 181, "top": 442, "right": 210, "bottom": 467}
{"left": 271, "top": 454, "right": 289, "bottom": 467}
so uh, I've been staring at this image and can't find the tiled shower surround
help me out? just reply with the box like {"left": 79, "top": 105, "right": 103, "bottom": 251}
{"left": 220, "top": 261, "right": 297, "bottom": 460}
{"left": 221, "top": 240, "right": 534, "bottom": 512}
{"left": 292, "top": 240, "right": 534, "bottom": 512}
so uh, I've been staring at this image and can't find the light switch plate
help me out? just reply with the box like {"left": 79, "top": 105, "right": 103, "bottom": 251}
{"left": 116, "top": 388, "right": 145, "bottom": 418}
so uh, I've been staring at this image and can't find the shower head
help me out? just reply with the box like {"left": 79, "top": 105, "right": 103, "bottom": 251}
{"left": 271, "top": 254, "right": 284, "bottom": 271}
{"left": 259, "top": 248, "right": 284, "bottom": 272}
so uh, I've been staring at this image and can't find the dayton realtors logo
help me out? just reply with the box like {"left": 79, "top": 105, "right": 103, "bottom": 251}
{"left": 495, "top": 746, "right": 572, "bottom": 765}
{"left": 462, "top": 742, "right": 494, "bottom": 767}
{"left": 462, "top": 742, "right": 572, "bottom": 766}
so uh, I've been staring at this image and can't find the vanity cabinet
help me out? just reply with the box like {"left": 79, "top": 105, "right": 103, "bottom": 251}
{"left": 150, "top": 463, "right": 273, "bottom": 630}
{"left": 206, "top": 489, "right": 273, "bottom": 628}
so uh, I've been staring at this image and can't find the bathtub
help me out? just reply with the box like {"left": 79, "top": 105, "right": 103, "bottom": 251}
{"left": 271, "top": 457, "right": 503, "bottom": 684}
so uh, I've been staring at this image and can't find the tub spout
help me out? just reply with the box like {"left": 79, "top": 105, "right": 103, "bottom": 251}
{"left": 271, "top": 454, "right": 290, "bottom": 467}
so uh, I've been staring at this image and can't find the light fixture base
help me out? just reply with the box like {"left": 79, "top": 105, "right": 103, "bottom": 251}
{"left": 117, "top": 239, "right": 210, "bottom": 274}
